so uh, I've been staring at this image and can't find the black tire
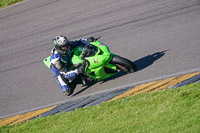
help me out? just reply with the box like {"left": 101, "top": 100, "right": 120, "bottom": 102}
{"left": 110, "top": 55, "right": 137, "bottom": 73}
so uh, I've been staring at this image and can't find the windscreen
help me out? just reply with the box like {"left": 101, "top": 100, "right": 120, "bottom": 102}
{"left": 78, "top": 43, "right": 98, "bottom": 58}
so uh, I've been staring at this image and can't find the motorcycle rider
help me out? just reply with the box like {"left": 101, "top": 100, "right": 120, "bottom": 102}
{"left": 50, "top": 35, "right": 94, "bottom": 96}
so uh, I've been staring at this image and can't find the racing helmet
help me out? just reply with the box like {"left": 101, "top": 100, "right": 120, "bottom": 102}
{"left": 53, "top": 35, "right": 72, "bottom": 55}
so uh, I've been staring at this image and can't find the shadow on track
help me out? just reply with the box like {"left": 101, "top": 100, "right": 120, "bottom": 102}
{"left": 71, "top": 82, "right": 96, "bottom": 97}
{"left": 134, "top": 50, "right": 168, "bottom": 71}
{"left": 71, "top": 50, "right": 168, "bottom": 96}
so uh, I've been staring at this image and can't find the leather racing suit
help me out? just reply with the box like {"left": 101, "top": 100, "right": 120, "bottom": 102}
{"left": 50, "top": 38, "right": 89, "bottom": 95}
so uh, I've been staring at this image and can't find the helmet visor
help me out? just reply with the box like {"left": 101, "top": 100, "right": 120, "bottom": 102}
{"left": 60, "top": 45, "right": 70, "bottom": 51}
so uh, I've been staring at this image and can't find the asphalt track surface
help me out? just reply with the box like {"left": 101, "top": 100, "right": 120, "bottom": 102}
{"left": 0, "top": 0, "right": 200, "bottom": 118}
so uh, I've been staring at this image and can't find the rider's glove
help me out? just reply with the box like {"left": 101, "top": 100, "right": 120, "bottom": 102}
{"left": 76, "top": 38, "right": 87, "bottom": 42}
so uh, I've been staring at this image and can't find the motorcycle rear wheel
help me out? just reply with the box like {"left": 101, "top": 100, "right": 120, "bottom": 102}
{"left": 110, "top": 55, "right": 137, "bottom": 73}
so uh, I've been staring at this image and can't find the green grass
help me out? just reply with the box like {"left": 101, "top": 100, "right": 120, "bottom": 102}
{"left": 1, "top": 82, "right": 200, "bottom": 133}
{"left": 0, "top": 0, "right": 24, "bottom": 9}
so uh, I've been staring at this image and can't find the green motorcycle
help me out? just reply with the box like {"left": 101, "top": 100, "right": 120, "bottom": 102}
{"left": 43, "top": 37, "right": 137, "bottom": 90}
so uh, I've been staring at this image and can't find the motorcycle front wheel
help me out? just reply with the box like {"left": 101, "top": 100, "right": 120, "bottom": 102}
{"left": 110, "top": 55, "right": 137, "bottom": 73}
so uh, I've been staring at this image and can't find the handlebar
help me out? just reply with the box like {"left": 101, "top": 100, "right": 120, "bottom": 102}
{"left": 87, "top": 36, "right": 101, "bottom": 42}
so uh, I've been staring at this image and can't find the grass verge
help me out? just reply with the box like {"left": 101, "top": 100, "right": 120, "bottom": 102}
{"left": 0, "top": 0, "right": 24, "bottom": 9}
{"left": 1, "top": 82, "right": 200, "bottom": 133}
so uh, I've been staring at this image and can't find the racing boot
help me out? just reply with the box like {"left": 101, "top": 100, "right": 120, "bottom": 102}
{"left": 63, "top": 87, "right": 73, "bottom": 96}
{"left": 77, "top": 65, "right": 85, "bottom": 74}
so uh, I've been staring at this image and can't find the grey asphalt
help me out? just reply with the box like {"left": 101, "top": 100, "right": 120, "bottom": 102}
{"left": 0, "top": 0, "right": 200, "bottom": 118}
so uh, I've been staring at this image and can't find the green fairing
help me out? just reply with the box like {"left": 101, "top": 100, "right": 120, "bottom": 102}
{"left": 43, "top": 41, "right": 118, "bottom": 80}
